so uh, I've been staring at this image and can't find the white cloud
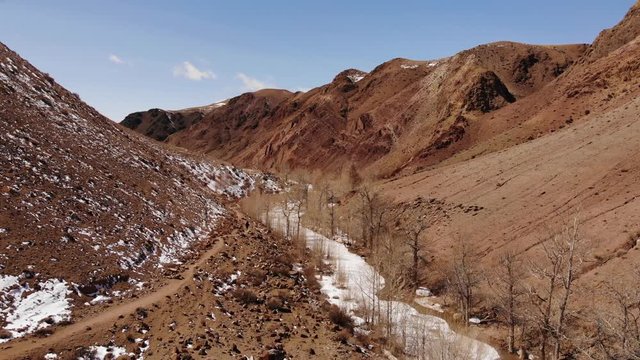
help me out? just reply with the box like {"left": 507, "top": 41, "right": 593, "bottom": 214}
{"left": 236, "top": 72, "right": 271, "bottom": 91}
{"left": 173, "top": 61, "right": 216, "bottom": 81}
{"left": 108, "top": 54, "right": 125, "bottom": 65}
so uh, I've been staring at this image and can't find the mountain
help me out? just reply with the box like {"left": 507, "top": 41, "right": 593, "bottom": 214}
{"left": 124, "top": 42, "right": 586, "bottom": 177}
{"left": 121, "top": 106, "right": 207, "bottom": 141}
{"left": 0, "top": 42, "right": 369, "bottom": 359}
{"left": 378, "top": 0, "right": 640, "bottom": 305}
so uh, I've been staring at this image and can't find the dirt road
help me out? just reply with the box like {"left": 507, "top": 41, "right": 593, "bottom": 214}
{"left": 0, "top": 238, "right": 226, "bottom": 359}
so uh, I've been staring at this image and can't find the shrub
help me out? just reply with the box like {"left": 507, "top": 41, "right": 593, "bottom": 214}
{"left": 266, "top": 296, "right": 284, "bottom": 311}
{"left": 303, "top": 265, "right": 321, "bottom": 292}
{"left": 328, "top": 305, "right": 354, "bottom": 329}
{"left": 353, "top": 329, "right": 372, "bottom": 347}
{"left": 243, "top": 268, "right": 267, "bottom": 286}
{"left": 33, "top": 327, "right": 54, "bottom": 337}
{"left": 232, "top": 288, "right": 259, "bottom": 304}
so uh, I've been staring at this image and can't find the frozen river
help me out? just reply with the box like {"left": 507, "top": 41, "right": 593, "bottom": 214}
{"left": 268, "top": 212, "right": 500, "bottom": 360}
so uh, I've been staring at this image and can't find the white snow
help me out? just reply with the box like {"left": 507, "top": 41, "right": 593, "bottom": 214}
{"left": 80, "top": 345, "right": 133, "bottom": 360}
{"left": 415, "top": 287, "right": 445, "bottom": 312}
{"left": 347, "top": 74, "right": 365, "bottom": 83}
{"left": 0, "top": 278, "right": 72, "bottom": 342}
{"left": 214, "top": 271, "right": 241, "bottom": 296}
{"left": 0, "top": 275, "right": 19, "bottom": 292}
{"left": 415, "top": 297, "right": 444, "bottom": 313}
{"left": 415, "top": 287, "right": 432, "bottom": 297}
{"left": 401, "top": 64, "right": 419, "bottom": 69}
{"left": 44, "top": 353, "right": 58, "bottom": 359}
{"left": 89, "top": 295, "right": 111, "bottom": 305}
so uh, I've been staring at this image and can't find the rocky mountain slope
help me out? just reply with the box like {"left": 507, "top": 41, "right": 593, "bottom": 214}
{"left": 121, "top": 106, "right": 207, "bottom": 141}
{"left": 124, "top": 42, "right": 586, "bottom": 177}
{"left": 377, "top": 0, "right": 640, "bottom": 300}
{"left": 0, "top": 42, "right": 371, "bottom": 359}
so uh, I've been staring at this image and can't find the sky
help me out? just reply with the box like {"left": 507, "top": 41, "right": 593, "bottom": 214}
{"left": 0, "top": 0, "right": 635, "bottom": 121}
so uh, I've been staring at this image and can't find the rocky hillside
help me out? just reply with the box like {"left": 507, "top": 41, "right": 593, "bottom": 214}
{"left": 0, "top": 42, "right": 367, "bottom": 359}
{"left": 376, "top": 0, "right": 640, "bottom": 304}
{"left": 0, "top": 41, "right": 253, "bottom": 341}
{"left": 124, "top": 42, "right": 586, "bottom": 177}
{"left": 121, "top": 106, "right": 207, "bottom": 141}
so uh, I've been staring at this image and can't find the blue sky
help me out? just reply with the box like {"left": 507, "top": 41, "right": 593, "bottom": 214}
{"left": 0, "top": 1, "right": 634, "bottom": 121}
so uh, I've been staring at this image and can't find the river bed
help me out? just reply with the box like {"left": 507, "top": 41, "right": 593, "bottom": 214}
{"left": 267, "top": 212, "right": 500, "bottom": 360}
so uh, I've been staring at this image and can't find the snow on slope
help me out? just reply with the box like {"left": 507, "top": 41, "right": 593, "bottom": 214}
{"left": 0, "top": 276, "right": 72, "bottom": 343}
{"left": 0, "top": 43, "right": 276, "bottom": 345}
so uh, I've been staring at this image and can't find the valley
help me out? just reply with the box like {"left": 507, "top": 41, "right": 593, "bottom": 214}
{"left": 2, "top": 1, "right": 640, "bottom": 359}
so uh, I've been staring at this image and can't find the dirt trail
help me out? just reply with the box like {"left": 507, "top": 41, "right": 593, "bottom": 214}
{"left": 0, "top": 237, "right": 226, "bottom": 359}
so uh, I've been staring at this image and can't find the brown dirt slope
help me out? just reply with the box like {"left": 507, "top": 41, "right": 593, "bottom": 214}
{"left": 418, "top": 1, "right": 640, "bottom": 178}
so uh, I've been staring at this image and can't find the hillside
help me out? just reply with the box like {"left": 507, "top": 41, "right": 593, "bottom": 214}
{"left": 0, "top": 42, "right": 373, "bottom": 359}
{"left": 378, "top": 0, "right": 640, "bottom": 290}
{"left": 124, "top": 42, "right": 586, "bottom": 177}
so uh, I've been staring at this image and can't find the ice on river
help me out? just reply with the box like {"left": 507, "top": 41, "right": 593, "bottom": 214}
{"left": 269, "top": 211, "right": 500, "bottom": 360}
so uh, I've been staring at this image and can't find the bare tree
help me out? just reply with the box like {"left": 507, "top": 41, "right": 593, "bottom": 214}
{"left": 358, "top": 184, "right": 389, "bottom": 250}
{"left": 378, "top": 231, "right": 408, "bottom": 339}
{"left": 448, "top": 236, "right": 481, "bottom": 324}
{"left": 487, "top": 251, "right": 525, "bottom": 354}
{"left": 280, "top": 193, "right": 293, "bottom": 239}
{"left": 588, "top": 274, "right": 640, "bottom": 360}
{"left": 527, "top": 218, "right": 584, "bottom": 360}
{"left": 327, "top": 186, "right": 337, "bottom": 239}
{"left": 400, "top": 220, "right": 429, "bottom": 288}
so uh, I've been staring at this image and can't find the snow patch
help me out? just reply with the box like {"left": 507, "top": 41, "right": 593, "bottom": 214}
{"left": 347, "top": 74, "right": 365, "bottom": 83}
{"left": 79, "top": 345, "right": 133, "bottom": 360}
{"left": 0, "top": 277, "right": 72, "bottom": 342}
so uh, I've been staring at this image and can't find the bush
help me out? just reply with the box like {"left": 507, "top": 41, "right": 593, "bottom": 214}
{"left": 243, "top": 268, "right": 267, "bottom": 286}
{"left": 353, "top": 329, "right": 372, "bottom": 347}
{"left": 232, "top": 288, "right": 259, "bottom": 304}
{"left": 33, "top": 327, "right": 54, "bottom": 337}
{"left": 303, "top": 265, "right": 321, "bottom": 292}
{"left": 266, "top": 296, "right": 284, "bottom": 311}
{"left": 266, "top": 290, "right": 291, "bottom": 312}
{"left": 271, "top": 264, "right": 291, "bottom": 277}
{"left": 328, "top": 305, "right": 354, "bottom": 329}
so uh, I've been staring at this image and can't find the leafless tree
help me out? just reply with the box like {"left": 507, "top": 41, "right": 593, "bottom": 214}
{"left": 527, "top": 218, "right": 584, "bottom": 360}
{"left": 378, "top": 231, "right": 408, "bottom": 339}
{"left": 280, "top": 193, "right": 293, "bottom": 239}
{"left": 448, "top": 235, "right": 481, "bottom": 324}
{"left": 487, "top": 251, "right": 525, "bottom": 354}
{"left": 400, "top": 219, "right": 429, "bottom": 288}
{"left": 358, "top": 184, "right": 389, "bottom": 250}
{"left": 327, "top": 186, "right": 337, "bottom": 239}
{"left": 587, "top": 274, "right": 640, "bottom": 360}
